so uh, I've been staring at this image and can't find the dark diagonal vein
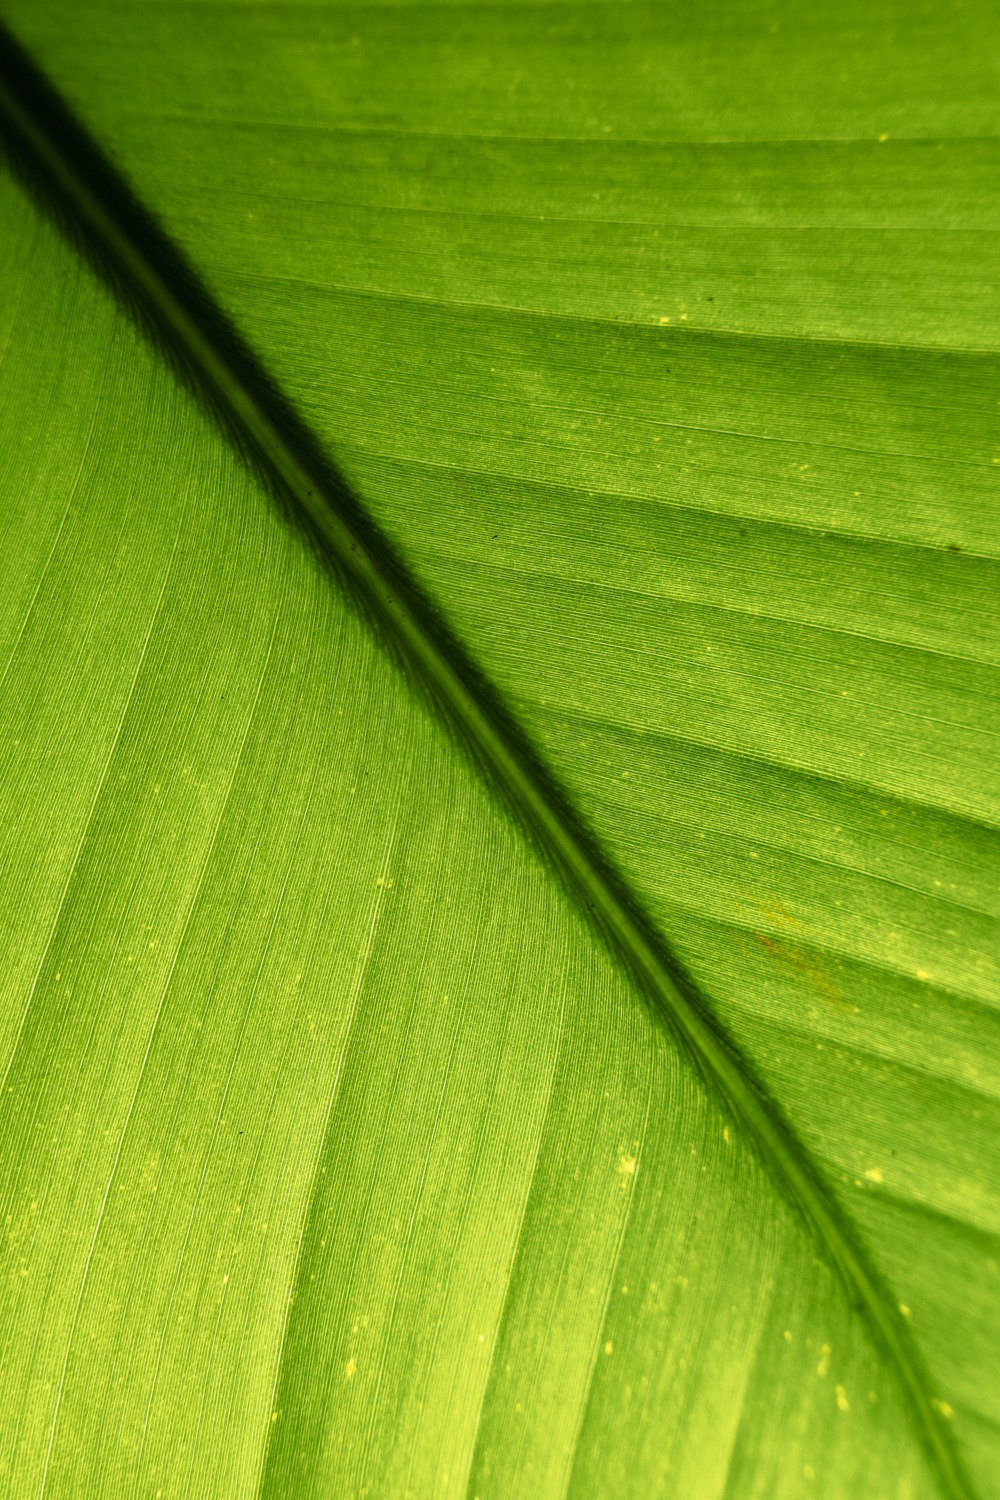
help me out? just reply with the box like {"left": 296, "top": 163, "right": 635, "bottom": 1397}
{"left": 0, "top": 25, "right": 976, "bottom": 1500}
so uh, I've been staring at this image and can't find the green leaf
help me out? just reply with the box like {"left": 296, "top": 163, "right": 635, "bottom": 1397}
{"left": 0, "top": 3, "right": 997, "bottom": 1498}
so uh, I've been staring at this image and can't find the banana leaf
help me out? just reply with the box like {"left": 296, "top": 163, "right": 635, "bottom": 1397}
{"left": 0, "top": 2, "right": 997, "bottom": 1496}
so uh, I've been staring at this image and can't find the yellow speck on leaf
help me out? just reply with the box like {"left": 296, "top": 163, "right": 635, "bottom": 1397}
{"left": 604, "top": 1340, "right": 614, "bottom": 1356}
{"left": 836, "top": 1385, "right": 850, "bottom": 1412}
{"left": 723, "top": 1127, "right": 731, "bottom": 1143}
{"left": 864, "top": 1167, "right": 883, "bottom": 1184}
{"left": 933, "top": 1398, "right": 954, "bottom": 1420}
{"left": 783, "top": 1330, "right": 793, "bottom": 1342}
{"left": 619, "top": 1153, "right": 637, "bottom": 1179}
{"left": 900, "top": 1303, "right": 911, "bottom": 1319}
{"left": 346, "top": 1358, "right": 357, "bottom": 1379}
{"left": 757, "top": 898, "right": 802, "bottom": 930}
{"left": 816, "top": 1344, "right": 831, "bottom": 1377}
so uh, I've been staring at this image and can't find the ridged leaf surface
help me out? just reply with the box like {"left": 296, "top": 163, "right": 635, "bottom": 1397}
{"left": 0, "top": 3, "right": 998, "bottom": 1497}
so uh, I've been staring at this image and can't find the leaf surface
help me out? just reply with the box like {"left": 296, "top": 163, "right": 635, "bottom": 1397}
{"left": 0, "top": 3, "right": 998, "bottom": 1498}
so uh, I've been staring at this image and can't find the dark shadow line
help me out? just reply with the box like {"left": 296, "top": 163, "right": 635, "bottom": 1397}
{"left": 0, "top": 21, "right": 976, "bottom": 1500}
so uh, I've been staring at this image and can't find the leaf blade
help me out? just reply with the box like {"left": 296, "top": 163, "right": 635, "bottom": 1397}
{"left": 0, "top": 2, "right": 998, "bottom": 1495}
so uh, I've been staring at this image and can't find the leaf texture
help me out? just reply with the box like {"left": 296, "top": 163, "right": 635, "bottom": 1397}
{"left": 0, "top": 2, "right": 998, "bottom": 1497}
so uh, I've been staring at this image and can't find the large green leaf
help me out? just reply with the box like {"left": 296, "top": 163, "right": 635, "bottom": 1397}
{"left": 0, "top": 3, "right": 997, "bottom": 1497}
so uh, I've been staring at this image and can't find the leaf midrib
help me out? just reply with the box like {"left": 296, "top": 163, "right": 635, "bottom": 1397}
{"left": 0, "top": 26, "right": 976, "bottom": 1500}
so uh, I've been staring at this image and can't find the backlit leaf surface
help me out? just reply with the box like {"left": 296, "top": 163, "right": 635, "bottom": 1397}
{"left": 0, "top": 3, "right": 998, "bottom": 1497}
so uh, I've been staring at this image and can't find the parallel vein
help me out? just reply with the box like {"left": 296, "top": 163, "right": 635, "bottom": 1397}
{"left": 0, "top": 26, "right": 977, "bottom": 1500}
